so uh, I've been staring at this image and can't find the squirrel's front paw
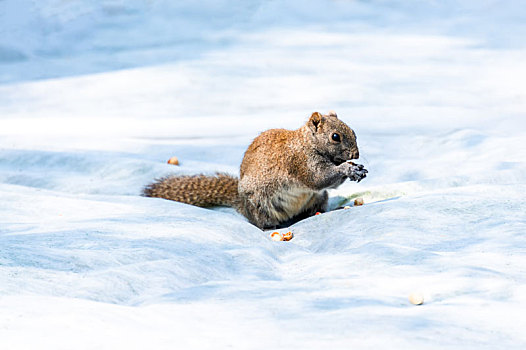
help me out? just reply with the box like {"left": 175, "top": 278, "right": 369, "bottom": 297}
{"left": 346, "top": 162, "right": 368, "bottom": 182}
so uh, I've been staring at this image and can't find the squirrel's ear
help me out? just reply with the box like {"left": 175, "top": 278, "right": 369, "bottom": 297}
{"left": 308, "top": 112, "right": 324, "bottom": 132}
{"left": 327, "top": 110, "right": 338, "bottom": 118}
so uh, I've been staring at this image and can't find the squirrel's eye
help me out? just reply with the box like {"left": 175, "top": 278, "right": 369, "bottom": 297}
{"left": 331, "top": 133, "right": 341, "bottom": 142}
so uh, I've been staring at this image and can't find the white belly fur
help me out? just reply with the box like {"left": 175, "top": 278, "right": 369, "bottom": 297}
{"left": 268, "top": 186, "right": 320, "bottom": 221}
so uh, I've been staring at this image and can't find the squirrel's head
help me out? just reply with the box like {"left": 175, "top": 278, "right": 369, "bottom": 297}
{"left": 306, "top": 111, "right": 359, "bottom": 165}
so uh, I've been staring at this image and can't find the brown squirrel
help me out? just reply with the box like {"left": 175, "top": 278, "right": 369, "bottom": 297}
{"left": 143, "top": 111, "right": 367, "bottom": 229}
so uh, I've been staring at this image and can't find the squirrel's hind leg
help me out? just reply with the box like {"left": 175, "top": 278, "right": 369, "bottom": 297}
{"left": 238, "top": 190, "right": 329, "bottom": 230}
{"left": 306, "top": 190, "right": 329, "bottom": 215}
{"left": 273, "top": 191, "right": 329, "bottom": 229}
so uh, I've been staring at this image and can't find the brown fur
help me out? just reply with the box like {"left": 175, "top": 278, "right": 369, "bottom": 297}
{"left": 143, "top": 173, "right": 240, "bottom": 207}
{"left": 143, "top": 111, "right": 367, "bottom": 229}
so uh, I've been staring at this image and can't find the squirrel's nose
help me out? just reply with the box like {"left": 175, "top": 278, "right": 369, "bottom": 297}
{"left": 351, "top": 149, "right": 359, "bottom": 160}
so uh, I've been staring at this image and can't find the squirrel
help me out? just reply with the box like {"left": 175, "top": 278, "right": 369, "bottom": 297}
{"left": 143, "top": 111, "right": 367, "bottom": 229}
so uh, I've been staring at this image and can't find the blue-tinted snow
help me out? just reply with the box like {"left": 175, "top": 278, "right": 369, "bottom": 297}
{"left": 1, "top": 1, "right": 526, "bottom": 349}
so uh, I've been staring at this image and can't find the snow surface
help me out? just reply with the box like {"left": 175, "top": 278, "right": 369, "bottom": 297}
{"left": 1, "top": 1, "right": 526, "bottom": 349}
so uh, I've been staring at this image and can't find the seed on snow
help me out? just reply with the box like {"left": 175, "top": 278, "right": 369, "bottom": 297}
{"left": 270, "top": 232, "right": 283, "bottom": 241}
{"left": 409, "top": 292, "right": 424, "bottom": 305}
{"left": 167, "top": 156, "right": 180, "bottom": 165}
{"left": 282, "top": 231, "right": 293, "bottom": 241}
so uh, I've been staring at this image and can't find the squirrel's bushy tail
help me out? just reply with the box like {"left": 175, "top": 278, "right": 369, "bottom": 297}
{"left": 143, "top": 173, "right": 240, "bottom": 208}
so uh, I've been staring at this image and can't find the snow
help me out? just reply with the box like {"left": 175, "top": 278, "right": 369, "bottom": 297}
{"left": 1, "top": 0, "right": 526, "bottom": 349}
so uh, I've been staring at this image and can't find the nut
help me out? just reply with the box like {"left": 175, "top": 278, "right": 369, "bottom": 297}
{"left": 167, "top": 156, "right": 180, "bottom": 165}
{"left": 270, "top": 232, "right": 283, "bottom": 241}
{"left": 409, "top": 292, "right": 424, "bottom": 305}
{"left": 282, "top": 231, "right": 293, "bottom": 241}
